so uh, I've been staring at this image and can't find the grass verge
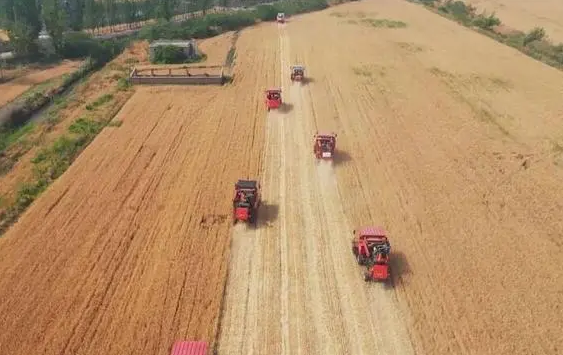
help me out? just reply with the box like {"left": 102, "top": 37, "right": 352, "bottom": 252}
{"left": 0, "top": 52, "right": 134, "bottom": 235}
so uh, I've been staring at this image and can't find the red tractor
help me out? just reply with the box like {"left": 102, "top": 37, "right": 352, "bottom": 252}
{"left": 265, "top": 88, "right": 282, "bottom": 111}
{"left": 351, "top": 226, "right": 391, "bottom": 282}
{"left": 290, "top": 65, "right": 305, "bottom": 82}
{"left": 233, "top": 179, "right": 261, "bottom": 225}
{"left": 313, "top": 131, "right": 337, "bottom": 159}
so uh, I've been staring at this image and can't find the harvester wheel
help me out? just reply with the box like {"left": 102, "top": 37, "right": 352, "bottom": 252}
{"left": 364, "top": 273, "right": 371, "bottom": 282}
{"left": 356, "top": 254, "right": 365, "bottom": 265}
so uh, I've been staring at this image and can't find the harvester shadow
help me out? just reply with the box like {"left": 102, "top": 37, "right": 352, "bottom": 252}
{"left": 256, "top": 202, "right": 279, "bottom": 228}
{"left": 301, "top": 77, "right": 315, "bottom": 85}
{"left": 332, "top": 150, "right": 352, "bottom": 166}
{"left": 387, "top": 251, "right": 411, "bottom": 289}
{"left": 279, "top": 102, "right": 294, "bottom": 114}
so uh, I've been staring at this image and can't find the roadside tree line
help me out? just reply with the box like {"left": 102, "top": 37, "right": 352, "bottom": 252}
{"left": 0, "top": 0, "right": 229, "bottom": 58}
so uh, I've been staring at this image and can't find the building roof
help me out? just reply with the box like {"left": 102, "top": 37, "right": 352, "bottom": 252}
{"left": 150, "top": 40, "right": 196, "bottom": 47}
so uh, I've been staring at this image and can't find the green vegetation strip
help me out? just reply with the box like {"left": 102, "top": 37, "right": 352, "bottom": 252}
{"left": 360, "top": 18, "right": 407, "bottom": 28}
{"left": 0, "top": 92, "right": 123, "bottom": 235}
{"left": 409, "top": 0, "right": 563, "bottom": 70}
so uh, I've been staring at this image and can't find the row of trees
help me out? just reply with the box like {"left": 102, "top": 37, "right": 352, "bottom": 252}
{"left": 0, "top": 0, "right": 212, "bottom": 57}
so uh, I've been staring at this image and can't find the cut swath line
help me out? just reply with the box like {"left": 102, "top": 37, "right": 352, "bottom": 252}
{"left": 278, "top": 24, "right": 290, "bottom": 355}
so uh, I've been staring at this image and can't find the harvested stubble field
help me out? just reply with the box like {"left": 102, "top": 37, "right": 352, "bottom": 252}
{"left": 466, "top": 0, "right": 563, "bottom": 42}
{"left": 0, "top": 60, "right": 83, "bottom": 108}
{"left": 221, "top": 1, "right": 563, "bottom": 354}
{"left": 1, "top": 0, "right": 563, "bottom": 354}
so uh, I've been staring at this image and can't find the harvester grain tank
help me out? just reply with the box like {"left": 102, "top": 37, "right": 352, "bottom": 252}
{"left": 232, "top": 179, "right": 261, "bottom": 225}
{"left": 313, "top": 131, "right": 337, "bottom": 159}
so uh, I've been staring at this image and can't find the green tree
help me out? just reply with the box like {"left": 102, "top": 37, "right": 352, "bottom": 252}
{"left": 83, "top": 0, "right": 96, "bottom": 31}
{"left": 523, "top": 27, "right": 546, "bottom": 46}
{"left": 156, "top": 0, "right": 179, "bottom": 21}
{"left": 103, "top": 0, "right": 117, "bottom": 29}
{"left": 1, "top": 0, "right": 41, "bottom": 57}
{"left": 67, "top": 0, "right": 85, "bottom": 31}
{"left": 198, "top": 0, "right": 212, "bottom": 15}
{"left": 121, "top": 0, "right": 137, "bottom": 28}
{"left": 0, "top": 0, "right": 15, "bottom": 23}
{"left": 42, "top": 0, "right": 68, "bottom": 53}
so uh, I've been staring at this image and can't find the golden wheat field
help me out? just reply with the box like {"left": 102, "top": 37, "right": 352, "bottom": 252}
{"left": 1, "top": 0, "right": 563, "bottom": 354}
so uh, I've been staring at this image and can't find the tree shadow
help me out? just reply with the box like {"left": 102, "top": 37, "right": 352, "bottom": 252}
{"left": 332, "top": 149, "right": 352, "bottom": 166}
{"left": 279, "top": 102, "right": 293, "bottom": 114}
{"left": 256, "top": 201, "right": 279, "bottom": 229}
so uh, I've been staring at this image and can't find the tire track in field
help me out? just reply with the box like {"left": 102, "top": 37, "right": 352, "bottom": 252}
{"left": 219, "top": 19, "right": 416, "bottom": 355}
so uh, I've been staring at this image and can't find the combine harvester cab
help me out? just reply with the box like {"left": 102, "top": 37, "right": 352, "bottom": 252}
{"left": 290, "top": 65, "right": 305, "bottom": 82}
{"left": 313, "top": 131, "right": 337, "bottom": 159}
{"left": 233, "top": 179, "right": 261, "bottom": 225}
{"left": 277, "top": 12, "right": 286, "bottom": 23}
{"left": 170, "top": 341, "right": 208, "bottom": 355}
{"left": 351, "top": 226, "right": 391, "bottom": 282}
{"left": 265, "top": 88, "right": 282, "bottom": 111}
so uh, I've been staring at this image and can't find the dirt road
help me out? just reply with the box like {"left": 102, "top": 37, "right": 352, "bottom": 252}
{"left": 0, "top": 60, "right": 83, "bottom": 107}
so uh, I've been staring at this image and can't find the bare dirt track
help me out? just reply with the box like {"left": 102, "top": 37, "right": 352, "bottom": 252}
{"left": 220, "top": 0, "right": 563, "bottom": 354}
{"left": 0, "top": 60, "right": 83, "bottom": 107}
{"left": 466, "top": 0, "right": 563, "bottom": 42}
{"left": 0, "top": 24, "right": 277, "bottom": 355}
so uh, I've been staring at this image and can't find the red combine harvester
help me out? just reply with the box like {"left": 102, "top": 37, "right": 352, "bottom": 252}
{"left": 351, "top": 226, "right": 391, "bottom": 282}
{"left": 265, "top": 88, "right": 282, "bottom": 111}
{"left": 170, "top": 341, "right": 208, "bottom": 355}
{"left": 290, "top": 65, "right": 305, "bottom": 82}
{"left": 313, "top": 131, "right": 337, "bottom": 159}
{"left": 232, "top": 179, "right": 261, "bottom": 225}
